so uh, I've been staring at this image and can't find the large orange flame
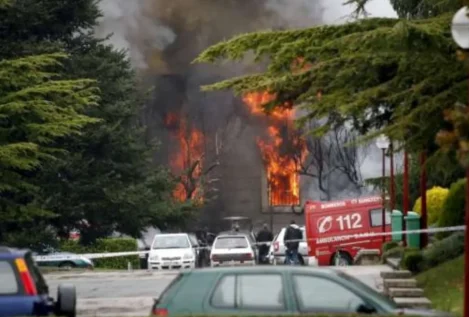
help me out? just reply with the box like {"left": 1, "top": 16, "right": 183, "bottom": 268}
{"left": 243, "top": 91, "right": 307, "bottom": 206}
{"left": 165, "top": 112, "right": 204, "bottom": 202}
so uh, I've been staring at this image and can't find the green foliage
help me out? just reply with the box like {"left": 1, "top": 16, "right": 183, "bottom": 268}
{"left": 402, "top": 250, "right": 424, "bottom": 273}
{"left": 194, "top": 6, "right": 465, "bottom": 154}
{"left": 438, "top": 178, "right": 466, "bottom": 239}
{"left": 0, "top": 0, "right": 191, "bottom": 245}
{"left": 382, "top": 241, "right": 399, "bottom": 253}
{"left": 0, "top": 53, "right": 99, "bottom": 240}
{"left": 60, "top": 238, "right": 139, "bottom": 269}
{"left": 413, "top": 186, "right": 449, "bottom": 225}
{"left": 422, "top": 231, "right": 465, "bottom": 269}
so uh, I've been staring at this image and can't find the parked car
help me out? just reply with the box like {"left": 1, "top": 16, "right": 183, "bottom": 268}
{"left": 149, "top": 266, "right": 450, "bottom": 316}
{"left": 147, "top": 233, "right": 197, "bottom": 270}
{"left": 210, "top": 232, "right": 257, "bottom": 267}
{"left": 0, "top": 246, "right": 76, "bottom": 317}
{"left": 33, "top": 251, "right": 93, "bottom": 270}
{"left": 268, "top": 226, "right": 312, "bottom": 266}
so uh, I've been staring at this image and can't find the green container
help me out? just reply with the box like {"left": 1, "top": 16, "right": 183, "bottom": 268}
{"left": 405, "top": 211, "right": 421, "bottom": 248}
{"left": 391, "top": 210, "right": 403, "bottom": 242}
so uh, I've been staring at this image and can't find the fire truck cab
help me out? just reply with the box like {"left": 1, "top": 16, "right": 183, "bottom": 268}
{"left": 304, "top": 196, "right": 391, "bottom": 266}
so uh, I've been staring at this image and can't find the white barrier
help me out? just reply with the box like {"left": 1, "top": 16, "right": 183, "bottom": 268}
{"left": 32, "top": 225, "right": 466, "bottom": 262}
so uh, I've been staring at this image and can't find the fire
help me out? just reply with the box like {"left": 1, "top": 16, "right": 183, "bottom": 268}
{"left": 164, "top": 112, "right": 204, "bottom": 202}
{"left": 243, "top": 91, "right": 307, "bottom": 206}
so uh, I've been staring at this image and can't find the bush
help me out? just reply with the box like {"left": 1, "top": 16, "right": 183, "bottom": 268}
{"left": 382, "top": 241, "right": 399, "bottom": 253}
{"left": 60, "top": 238, "right": 139, "bottom": 269}
{"left": 438, "top": 178, "right": 466, "bottom": 239}
{"left": 402, "top": 250, "right": 424, "bottom": 273}
{"left": 422, "top": 232, "right": 465, "bottom": 269}
{"left": 413, "top": 186, "right": 449, "bottom": 225}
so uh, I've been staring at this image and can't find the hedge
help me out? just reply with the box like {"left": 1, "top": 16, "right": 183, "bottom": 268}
{"left": 438, "top": 178, "right": 465, "bottom": 239}
{"left": 400, "top": 232, "right": 465, "bottom": 273}
{"left": 413, "top": 186, "right": 449, "bottom": 225}
{"left": 402, "top": 250, "right": 424, "bottom": 273}
{"left": 382, "top": 241, "right": 399, "bottom": 253}
{"left": 60, "top": 238, "right": 139, "bottom": 269}
{"left": 422, "top": 231, "right": 465, "bottom": 269}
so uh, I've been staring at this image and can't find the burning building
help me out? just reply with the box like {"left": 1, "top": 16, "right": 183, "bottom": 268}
{"left": 95, "top": 0, "right": 324, "bottom": 231}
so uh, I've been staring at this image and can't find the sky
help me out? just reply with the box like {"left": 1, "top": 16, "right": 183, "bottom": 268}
{"left": 323, "top": 0, "right": 398, "bottom": 24}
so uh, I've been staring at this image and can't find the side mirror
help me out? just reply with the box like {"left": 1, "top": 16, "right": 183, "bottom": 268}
{"left": 356, "top": 303, "right": 376, "bottom": 314}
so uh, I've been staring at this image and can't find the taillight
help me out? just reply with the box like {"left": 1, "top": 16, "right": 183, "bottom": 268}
{"left": 243, "top": 253, "right": 253, "bottom": 260}
{"left": 274, "top": 241, "right": 279, "bottom": 252}
{"left": 211, "top": 255, "right": 219, "bottom": 262}
{"left": 152, "top": 308, "right": 168, "bottom": 316}
{"left": 15, "top": 258, "right": 37, "bottom": 295}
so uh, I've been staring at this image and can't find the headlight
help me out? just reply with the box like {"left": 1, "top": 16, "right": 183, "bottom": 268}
{"left": 150, "top": 255, "right": 159, "bottom": 261}
{"left": 81, "top": 257, "right": 93, "bottom": 265}
{"left": 183, "top": 253, "right": 193, "bottom": 260}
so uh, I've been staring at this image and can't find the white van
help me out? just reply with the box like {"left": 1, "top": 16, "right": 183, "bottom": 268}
{"left": 147, "top": 233, "right": 197, "bottom": 270}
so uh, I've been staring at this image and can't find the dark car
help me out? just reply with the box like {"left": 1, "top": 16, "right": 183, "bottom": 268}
{"left": 150, "top": 266, "right": 450, "bottom": 316}
{"left": 0, "top": 246, "right": 76, "bottom": 317}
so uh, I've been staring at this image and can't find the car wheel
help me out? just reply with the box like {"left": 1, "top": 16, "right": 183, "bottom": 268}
{"left": 332, "top": 251, "right": 353, "bottom": 266}
{"left": 56, "top": 284, "right": 76, "bottom": 317}
{"left": 59, "top": 261, "right": 76, "bottom": 270}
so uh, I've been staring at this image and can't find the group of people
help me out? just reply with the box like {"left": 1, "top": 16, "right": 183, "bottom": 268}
{"left": 255, "top": 220, "right": 303, "bottom": 265}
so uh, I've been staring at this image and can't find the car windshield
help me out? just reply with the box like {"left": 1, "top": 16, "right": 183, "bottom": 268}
{"left": 337, "top": 272, "right": 397, "bottom": 309}
{"left": 214, "top": 236, "right": 249, "bottom": 249}
{"left": 152, "top": 235, "right": 190, "bottom": 249}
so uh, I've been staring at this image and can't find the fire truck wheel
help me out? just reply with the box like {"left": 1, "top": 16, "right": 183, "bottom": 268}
{"left": 330, "top": 251, "right": 353, "bottom": 266}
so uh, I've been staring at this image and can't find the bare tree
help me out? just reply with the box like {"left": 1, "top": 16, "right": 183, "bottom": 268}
{"left": 297, "top": 122, "right": 367, "bottom": 200}
{"left": 171, "top": 111, "right": 235, "bottom": 203}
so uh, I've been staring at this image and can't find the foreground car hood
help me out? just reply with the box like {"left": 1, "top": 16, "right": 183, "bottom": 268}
{"left": 398, "top": 308, "right": 453, "bottom": 316}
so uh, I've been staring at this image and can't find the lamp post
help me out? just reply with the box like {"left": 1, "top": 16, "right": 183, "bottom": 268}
{"left": 451, "top": 7, "right": 469, "bottom": 317}
{"left": 390, "top": 141, "right": 396, "bottom": 211}
{"left": 376, "top": 134, "right": 390, "bottom": 243}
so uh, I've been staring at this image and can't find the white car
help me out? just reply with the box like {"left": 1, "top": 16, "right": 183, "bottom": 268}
{"left": 268, "top": 226, "right": 318, "bottom": 266}
{"left": 147, "top": 233, "right": 197, "bottom": 270}
{"left": 210, "top": 233, "right": 257, "bottom": 267}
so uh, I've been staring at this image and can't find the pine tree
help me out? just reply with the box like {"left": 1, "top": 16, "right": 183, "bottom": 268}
{"left": 0, "top": 53, "right": 99, "bottom": 241}
{"left": 194, "top": 2, "right": 464, "bottom": 153}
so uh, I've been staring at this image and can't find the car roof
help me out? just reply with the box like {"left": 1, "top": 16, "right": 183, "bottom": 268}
{"left": 0, "top": 246, "right": 29, "bottom": 259}
{"left": 185, "top": 265, "right": 339, "bottom": 276}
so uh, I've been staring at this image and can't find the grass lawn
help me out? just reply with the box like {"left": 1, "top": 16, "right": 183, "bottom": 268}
{"left": 416, "top": 255, "right": 464, "bottom": 315}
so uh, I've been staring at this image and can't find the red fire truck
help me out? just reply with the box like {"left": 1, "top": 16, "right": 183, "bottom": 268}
{"left": 304, "top": 196, "right": 391, "bottom": 266}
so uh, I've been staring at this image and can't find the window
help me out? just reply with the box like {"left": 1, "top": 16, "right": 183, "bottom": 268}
{"left": 238, "top": 274, "right": 285, "bottom": 310}
{"left": 370, "top": 209, "right": 391, "bottom": 227}
{"left": 0, "top": 261, "right": 19, "bottom": 295}
{"left": 211, "top": 275, "right": 235, "bottom": 308}
{"left": 213, "top": 236, "right": 249, "bottom": 249}
{"left": 152, "top": 235, "right": 190, "bottom": 249}
{"left": 292, "top": 275, "right": 364, "bottom": 313}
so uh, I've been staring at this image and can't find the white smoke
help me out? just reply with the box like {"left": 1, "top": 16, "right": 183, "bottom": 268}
{"left": 322, "top": 0, "right": 398, "bottom": 24}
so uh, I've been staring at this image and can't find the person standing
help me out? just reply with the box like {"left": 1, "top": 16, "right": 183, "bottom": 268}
{"left": 256, "top": 223, "right": 273, "bottom": 264}
{"left": 283, "top": 220, "right": 303, "bottom": 265}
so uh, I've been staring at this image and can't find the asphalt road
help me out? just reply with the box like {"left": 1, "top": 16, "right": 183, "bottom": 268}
{"left": 45, "top": 265, "right": 392, "bottom": 317}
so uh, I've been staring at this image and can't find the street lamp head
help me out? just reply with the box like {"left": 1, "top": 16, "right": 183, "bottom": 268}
{"left": 376, "top": 134, "right": 390, "bottom": 150}
{"left": 452, "top": 6, "right": 469, "bottom": 49}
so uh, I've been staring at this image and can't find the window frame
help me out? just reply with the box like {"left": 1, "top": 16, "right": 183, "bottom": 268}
{"left": 0, "top": 260, "right": 21, "bottom": 296}
{"left": 369, "top": 208, "right": 392, "bottom": 227}
{"left": 209, "top": 274, "right": 236, "bottom": 309}
{"left": 209, "top": 273, "right": 287, "bottom": 312}
{"left": 291, "top": 273, "right": 368, "bottom": 313}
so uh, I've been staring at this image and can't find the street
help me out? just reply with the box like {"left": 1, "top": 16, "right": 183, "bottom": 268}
{"left": 44, "top": 265, "right": 392, "bottom": 316}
